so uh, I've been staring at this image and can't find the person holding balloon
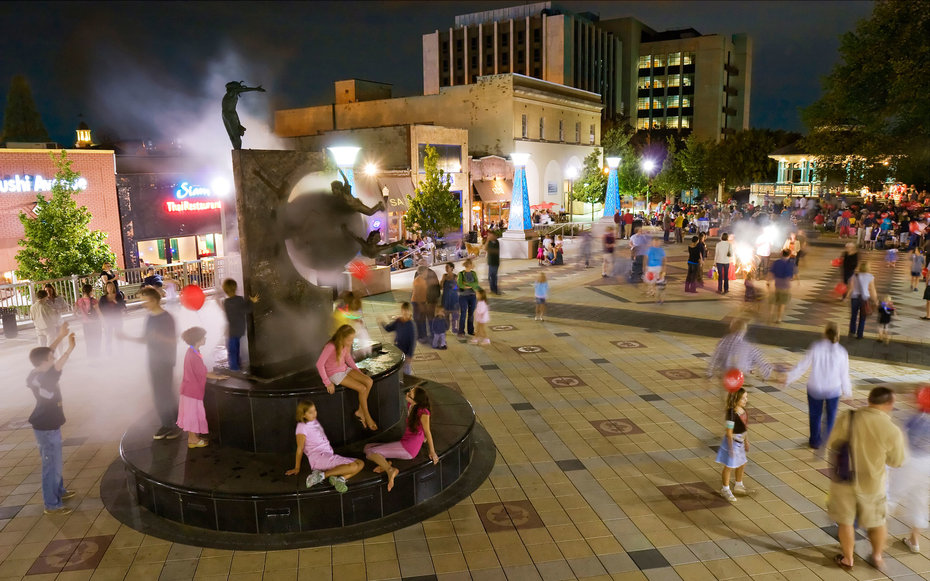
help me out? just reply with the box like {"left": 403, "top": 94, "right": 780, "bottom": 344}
{"left": 783, "top": 323, "right": 851, "bottom": 449}
{"left": 706, "top": 319, "right": 774, "bottom": 384}
{"left": 887, "top": 387, "right": 930, "bottom": 554}
{"left": 715, "top": 387, "right": 750, "bottom": 502}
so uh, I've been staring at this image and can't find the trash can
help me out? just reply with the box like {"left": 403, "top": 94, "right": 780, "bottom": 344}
{"left": 1, "top": 308, "right": 17, "bottom": 339}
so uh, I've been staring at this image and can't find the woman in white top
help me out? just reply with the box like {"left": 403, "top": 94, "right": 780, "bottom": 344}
{"left": 784, "top": 323, "right": 851, "bottom": 448}
{"left": 848, "top": 261, "right": 877, "bottom": 339}
{"left": 714, "top": 233, "right": 733, "bottom": 294}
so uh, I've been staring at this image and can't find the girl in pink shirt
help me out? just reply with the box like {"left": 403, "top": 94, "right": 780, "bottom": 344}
{"left": 316, "top": 325, "right": 377, "bottom": 430}
{"left": 364, "top": 386, "right": 439, "bottom": 491}
{"left": 176, "top": 327, "right": 223, "bottom": 449}
{"left": 285, "top": 400, "right": 363, "bottom": 492}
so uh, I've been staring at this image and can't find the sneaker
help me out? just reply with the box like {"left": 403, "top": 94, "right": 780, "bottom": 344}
{"left": 305, "top": 470, "right": 325, "bottom": 489}
{"left": 152, "top": 426, "right": 172, "bottom": 440}
{"left": 721, "top": 487, "right": 737, "bottom": 502}
{"left": 457, "top": 333, "right": 466, "bottom": 339}
{"left": 43, "top": 507, "right": 73, "bottom": 516}
{"left": 732, "top": 482, "right": 752, "bottom": 496}
{"left": 329, "top": 475, "right": 348, "bottom": 493}
{"left": 60, "top": 490, "right": 76, "bottom": 500}
{"left": 469, "top": 338, "right": 479, "bottom": 344}
{"left": 188, "top": 439, "right": 208, "bottom": 449}
{"left": 164, "top": 427, "right": 183, "bottom": 440}
{"left": 904, "top": 537, "right": 921, "bottom": 553}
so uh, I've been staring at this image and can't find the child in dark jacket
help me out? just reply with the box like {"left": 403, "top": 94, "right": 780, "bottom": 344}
{"left": 380, "top": 302, "right": 416, "bottom": 376}
{"left": 430, "top": 308, "right": 448, "bottom": 349}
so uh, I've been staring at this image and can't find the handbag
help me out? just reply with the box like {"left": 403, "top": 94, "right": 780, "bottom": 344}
{"left": 830, "top": 411, "right": 855, "bottom": 483}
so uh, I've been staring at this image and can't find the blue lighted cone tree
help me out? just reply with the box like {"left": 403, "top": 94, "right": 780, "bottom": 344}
{"left": 15, "top": 151, "right": 116, "bottom": 280}
{"left": 405, "top": 145, "right": 462, "bottom": 241}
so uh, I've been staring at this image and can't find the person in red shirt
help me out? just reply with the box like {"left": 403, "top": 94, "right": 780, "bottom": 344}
{"left": 622, "top": 211, "right": 634, "bottom": 239}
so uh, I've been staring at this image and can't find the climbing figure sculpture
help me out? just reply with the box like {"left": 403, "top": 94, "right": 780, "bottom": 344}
{"left": 222, "top": 81, "right": 266, "bottom": 150}
{"left": 341, "top": 224, "right": 393, "bottom": 258}
{"left": 332, "top": 170, "right": 385, "bottom": 216}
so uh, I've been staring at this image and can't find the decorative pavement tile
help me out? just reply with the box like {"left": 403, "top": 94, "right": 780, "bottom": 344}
{"left": 412, "top": 352, "right": 440, "bottom": 362}
{"left": 512, "top": 345, "right": 547, "bottom": 354}
{"left": 555, "top": 459, "right": 586, "bottom": 472}
{"left": 644, "top": 328, "right": 661, "bottom": 333}
{"left": 847, "top": 399, "right": 869, "bottom": 408}
{"left": 27, "top": 535, "right": 113, "bottom": 575}
{"left": 657, "top": 368, "right": 700, "bottom": 380}
{"left": 709, "top": 445, "right": 720, "bottom": 453}
{"left": 402, "top": 576, "right": 439, "bottom": 581}
{"left": 611, "top": 340, "right": 646, "bottom": 349}
{"left": 475, "top": 500, "right": 545, "bottom": 533}
{"left": 545, "top": 375, "right": 586, "bottom": 388}
{"left": 0, "top": 506, "right": 22, "bottom": 519}
{"left": 817, "top": 468, "right": 832, "bottom": 478}
{"left": 554, "top": 332, "right": 570, "bottom": 337}
{"left": 863, "top": 378, "right": 886, "bottom": 384}
{"left": 511, "top": 403, "right": 534, "bottom": 411}
{"left": 590, "top": 358, "right": 609, "bottom": 364}
{"left": 627, "top": 549, "right": 670, "bottom": 570}
{"left": 692, "top": 352, "right": 711, "bottom": 358}
{"left": 491, "top": 325, "right": 516, "bottom": 332}
{"left": 590, "top": 418, "right": 645, "bottom": 436}
{"left": 747, "top": 409, "right": 777, "bottom": 423}
{"left": 755, "top": 385, "right": 780, "bottom": 393}
{"left": 62, "top": 437, "right": 87, "bottom": 446}
{"left": 821, "top": 525, "right": 865, "bottom": 541}
{"left": 0, "top": 418, "right": 29, "bottom": 431}
{"left": 640, "top": 394, "right": 664, "bottom": 402}
{"left": 480, "top": 364, "right": 499, "bottom": 371}
{"left": 657, "top": 482, "right": 731, "bottom": 512}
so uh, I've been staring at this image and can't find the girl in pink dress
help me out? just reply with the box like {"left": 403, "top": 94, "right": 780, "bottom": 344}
{"left": 176, "top": 327, "right": 222, "bottom": 448}
{"left": 364, "top": 386, "right": 439, "bottom": 491}
{"left": 285, "top": 400, "right": 363, "bottom": 492}
{"left": 316, "top": 325, "right": 376, "bottom": 430}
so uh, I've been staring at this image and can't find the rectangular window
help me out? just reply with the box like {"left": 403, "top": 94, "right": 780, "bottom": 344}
{"left": 683, "top": 52, "right": 695, "bottom": 65}
{"left": 533, "top": 28, "right": 541, "bottom": 42}
{"left": 485, "top": 36, "right": 492, "bottom": 49}
{"left": 652, "top": 117, "right": 664, "bottom": 130}
{"left": 533, "top": 48, "right": 540, "bottom": 61}
{"left": 517, "top": 50, "right": 525, "bottom": 64}
{"left": 667, "top": 116, "right": 679, "bottom": 129}
{"left": 558, "top": 120, "right": 564, "bottom": 142}
{"left": 502, "top": 52, "right": 509, "bottom": 66}
{"left": 417, "top": 144, "right": 463, "bottom": 173}
{"left": 470, "top": 37, "right": 477, "bottom": 50}
{"left": 681, "top": 95, "right": 692, "bottom": 108}
{"left": 575, "top": 122, "right": 581, "bottom": 143}
{"left": 637, "top": 77, "right": 651, "bottom": 90}
{"left": 502, "top": 32, "right": 508, "bottom": 43}
{"left": 682, "top": 74, "right": 694, "bottom": 87}
{"left": 681, "top": 116, "right": 692, "bottom": 129}
{"left": 652, "top": 76, "right": 665, "bottom": 89}
{"left": 471, "top": 56, "right": 477, "bottom": 68}
{"left": 667, "top": 95, "right": 680, "bottom": 108}
{"left": 539, "top": 117, "right": 545, "bottom": 140}
{"left": 637, "top": 117, "right": 650, "bottom": 130}
{"left": 668, "top": 52, "right": 681, "bottom": 66}
{"left": 638, "top": 55, "right": 652, "bottom": 69}
{"left": 486, "top": 55, "right": 493, "bottom": 68}
{"left": 653, "top": 55, "right": 665, "bottom": 68}
{"left": 667, "top": 74, "right": 680, "bottom": 87}
{"left": 637, "top": 97, "right": 650, "bottom": 110}
{"left": 652, "top": 97, "right": 665, "bottom": 109}
{"left": 589, "top": 124, "right": 595, "bottom": 144}
{"left": 521, "top": 114, "right": 527, "bottom": 138}
{"left": 518, "top": 30, "right": 525, "bottom": 43}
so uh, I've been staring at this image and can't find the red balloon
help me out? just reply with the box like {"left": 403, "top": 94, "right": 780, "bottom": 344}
{"left": 723, "top": 368, "right": 744, "bottom": 393}
{"left": 348, "top": 260, "right": 369, "bottom": 282}
{"left": 833, "top": 282, "right": 847, "bottom": 297}
{"left": 180, "top": 284, "right": 205, "bottom": 311}
{"left": 645, "top": 271, "right": 655, "bottom": 281}
{"left": 923, "top": 268, "right": 928, "bottom": 278}
{"left": 919, "top": 387, "right": 930, "bottom": 413}
{"left": 831, "top": 258, "right": 842, "bottom": 267}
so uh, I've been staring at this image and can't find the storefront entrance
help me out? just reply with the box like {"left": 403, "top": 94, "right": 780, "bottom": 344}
{"left": 137, "top": 233, "right": 224, "bottom": 265}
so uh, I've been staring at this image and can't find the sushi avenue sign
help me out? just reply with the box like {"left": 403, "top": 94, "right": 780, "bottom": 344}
{"left": 0, "top": 174, "right": 89, "bottom": 193}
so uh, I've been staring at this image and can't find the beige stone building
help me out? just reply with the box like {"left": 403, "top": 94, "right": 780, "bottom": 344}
{"left": 276, "top": 74, "right": 602, "bottom": 229}
{"left": 421, "top": 2, "right": 752, "bottom": 142}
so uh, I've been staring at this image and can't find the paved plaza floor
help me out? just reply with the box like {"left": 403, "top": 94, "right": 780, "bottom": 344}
{"left": 1, "top": 237, "right": 929, "bottom": 580}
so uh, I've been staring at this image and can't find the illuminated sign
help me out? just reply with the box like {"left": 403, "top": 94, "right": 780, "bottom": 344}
{"left": 0, "top": 174, "right": 88, "bottom": 193}
{"left": 175, "top": 182, "right": 213, "bottom": 199}
{"left": 492, "top": 181, "right": 505, "bottom": 195}
{"left": 166, "top": 200, "right": 221, "bottom": 212}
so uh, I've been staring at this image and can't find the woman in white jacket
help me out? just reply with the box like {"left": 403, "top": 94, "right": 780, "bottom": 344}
{"left": 784, "top": 323, "right": 852, "bottom": 449}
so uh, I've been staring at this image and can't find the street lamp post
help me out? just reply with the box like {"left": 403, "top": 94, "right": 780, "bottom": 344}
{"left": 565, "top": 166, "right": 578, "bottom": 223}
{"left": 327, "top": 146, "right": 361, "bottom": 195}
{"left": 641, "top": 159, "right": 656, "bottom": 212}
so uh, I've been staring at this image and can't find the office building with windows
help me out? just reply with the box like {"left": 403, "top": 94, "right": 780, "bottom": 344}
{"left": 422, "top": 3, "right": 751, "bottom": 142}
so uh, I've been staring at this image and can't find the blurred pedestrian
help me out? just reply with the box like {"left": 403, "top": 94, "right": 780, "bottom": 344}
{"left": 888, "top": 401, "right": 930, "bottom": 554}
{"left": 849, "top": 261, "right": 877, "bottom": 339}
{"left": 73, "top": 284, "right": 102, "bottom": 357}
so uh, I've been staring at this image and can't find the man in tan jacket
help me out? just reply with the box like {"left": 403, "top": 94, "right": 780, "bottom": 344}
{"left": 827, "top": 386, "right": 906, "bottom": 572}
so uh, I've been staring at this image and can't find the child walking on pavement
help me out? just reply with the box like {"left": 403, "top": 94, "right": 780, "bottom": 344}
{"left": 285, "top": 400, "right": 363, "bottom": 493}
{"left": 534, "top": 272, "right": 548, "bottom": 321}
{"left": 716, "top": 387, "right": 751, "bottom": 502}
{"left": 471, "top": 290, "right": 490, "bottom": 344}
{"left": 877, "top": 295, "right": 895, "bottom": 344}
{"left": 430, "top": 307, "right": 448, "bottom": 350}
{"left": 381, "top": 302, "right": 416, "bottom": 376}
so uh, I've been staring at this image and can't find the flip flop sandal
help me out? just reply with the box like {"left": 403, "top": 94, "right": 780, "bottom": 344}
{"left": 834, "top": 554, "right": 852, "bottom": 571}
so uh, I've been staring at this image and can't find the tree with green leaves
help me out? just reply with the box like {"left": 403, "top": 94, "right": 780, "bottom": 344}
{"left": 570, "top": 148, "right": 607, "bottom": 211}
{"left": 802, "top": 1, "right": 930, "bottom": 188}
{"left": 405, "top": 145, "right": 462, "bottom": 240}
{"left": 1, "top": 75, "right": 50, "bottom": 144}
{"left": 651, "top": 138, "right": 688, "bottom": 202}
{"left": 15, "top": 151, "right": 116, "bottom": 280}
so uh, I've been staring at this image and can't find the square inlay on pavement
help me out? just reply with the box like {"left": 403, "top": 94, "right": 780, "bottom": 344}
{"left": 657, "top": 368, "right": 700, "bottom": 380}
{"left": 555, "top": 459, "right": 586, "bottom": 472}
{"left": 590, "top": 418, "right": 645, "bottom": 436}
{"left": 475, "top": 500, "right": 545, "bottom": 533}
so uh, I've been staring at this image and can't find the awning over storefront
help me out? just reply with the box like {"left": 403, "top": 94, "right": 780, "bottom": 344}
{"left": 379, "top": 176, "right": 416, "bottom": 211}
{"left": 473, "top": 179, "right": 512, "bottom": 203}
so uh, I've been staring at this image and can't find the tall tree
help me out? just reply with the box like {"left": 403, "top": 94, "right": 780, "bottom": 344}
{"left": 802, "top": 1, "right": 930, "bottom": 188}
{"left": 405, "top": 145, "right": 462, "bottom": 240}
{"left": 570, "top": 148, "right": 607, "bottom": 208}
{"left": 1, "top": 75, "right": 50, "bottom": 144}
{"left": 652, "top": 138, "right": 688, "bottom": 201}
{"left": 16, "top": 151, "right": 116, "bottom": 280}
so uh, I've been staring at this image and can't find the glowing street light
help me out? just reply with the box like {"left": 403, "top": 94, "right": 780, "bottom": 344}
{"left": 364, "top": 162, "right": 378, "bottom": 176}
{"left": 641, "top": 159, "right": 656, "bottom": 174}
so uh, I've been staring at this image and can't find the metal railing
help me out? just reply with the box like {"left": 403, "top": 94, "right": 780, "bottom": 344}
{"left": 0, "top": 258, "right": 216, "bottom": 321}
{"left": 750, "top": 183, "right": 832, "bottom": 197}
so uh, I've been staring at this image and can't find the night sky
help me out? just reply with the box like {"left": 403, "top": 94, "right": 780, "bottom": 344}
{"left": 0, "top": 1, "right": 874, "bottom": 144}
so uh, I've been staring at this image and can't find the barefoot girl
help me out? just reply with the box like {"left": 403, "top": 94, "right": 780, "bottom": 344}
{"left": 716, "top": 387, "right": 750, "bottom": 502}
{"left": 364, "top": 386, "right": 439, "bottom": 491}
{"left": 285, "top": 400, "right": 363, "bottom": 493}
{"left": 316, "top": 325, "right": 377, "bottom": 430}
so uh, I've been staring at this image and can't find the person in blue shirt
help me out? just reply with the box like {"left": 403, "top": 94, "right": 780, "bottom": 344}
{"left": 644, "top": 237, "right": 666, "bottom": 297}
{"left": 380, "top": 302, "right": 416, "bottom": 377}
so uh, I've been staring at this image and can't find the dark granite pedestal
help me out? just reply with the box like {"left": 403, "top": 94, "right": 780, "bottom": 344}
{"left": 101, "top": 380, "right": 494, "bottom": 549}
